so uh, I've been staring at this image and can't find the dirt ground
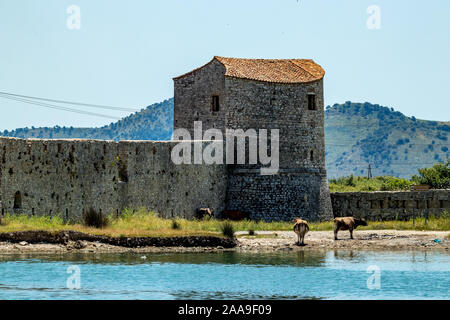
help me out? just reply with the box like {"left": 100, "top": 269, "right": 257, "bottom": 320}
{"left": 0, "top": 230, "right": 448, "bottom": 254}
{"left": 236, "top": 230, "right": 449, "bottom": 251}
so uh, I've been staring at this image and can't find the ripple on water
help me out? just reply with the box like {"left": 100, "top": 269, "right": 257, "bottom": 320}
{"left": 0, "top": 250, "right": 448, "bottom": 300}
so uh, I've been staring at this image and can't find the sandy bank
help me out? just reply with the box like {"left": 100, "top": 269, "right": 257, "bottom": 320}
{"left": 236, "top": 230, "right": 449, "bottom": 251}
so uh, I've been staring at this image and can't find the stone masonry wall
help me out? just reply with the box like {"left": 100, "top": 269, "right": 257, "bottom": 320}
{"left": 331, "top": 190, "right": 450, "bottom": 220}
{"left": 224, "top": 77, "right": 332, "bottom": 221}
{"left": 174, "top": 59, "right": 227, "bottom": 136}
{"left": 0, "top": 137, "right": 227, "bottom": 222}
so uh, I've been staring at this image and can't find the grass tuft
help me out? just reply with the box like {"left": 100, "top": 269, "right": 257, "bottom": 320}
{"left": 220, "top": 221, "right": 235, "bottom": 238}
{"left": 82, "top": 208, "right": 108, "bottom": 228}
{"left": 171, "top": 219, "right": 181, "bottom": 230}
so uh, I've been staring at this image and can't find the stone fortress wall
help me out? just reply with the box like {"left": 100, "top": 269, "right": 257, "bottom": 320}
{"left": 5, "top": 57, "right": 445, "bottom": 223}
{"left": 331, "top": 190, "right": 450, "bottom": 220}
{"left": 1, "top": 136, "right": 448, "bottom": 222}
{"left": 0, "top": 137, "right": 227, "bottom": 221}
{"left": 223, "top": 77, "right": 332, "bottom": 221}
{"left": 173, "top": 57, "right": 333, "bottom": 222}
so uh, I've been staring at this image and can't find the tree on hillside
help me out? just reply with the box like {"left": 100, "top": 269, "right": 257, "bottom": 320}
{"left": 411, "top": 159, "right": 450, "bottom": 189}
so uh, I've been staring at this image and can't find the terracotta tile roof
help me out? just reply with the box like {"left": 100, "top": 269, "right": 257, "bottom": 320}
{"left": 173, "top": 56, "right": 325, "bottom": 84}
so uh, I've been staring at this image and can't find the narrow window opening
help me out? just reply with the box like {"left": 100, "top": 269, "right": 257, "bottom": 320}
{"left": 118, "top": 158, "right": 128, "bottom": 182}
{"left": 307, "top": 94, "right": 316, "bottom": 110}
{"left": 13, "top": 191, "right": 22, "bottom": 209}
{"left": 310, "top": 150, "right": 314, "bottom": 161}
{"left": 211, "top": 95, "right": 220, "bottom": 112}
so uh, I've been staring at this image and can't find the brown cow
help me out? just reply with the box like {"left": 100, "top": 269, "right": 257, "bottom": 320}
{"left": 221, "top": 210, "right": 250, "bottom": 221}
{"left": 292, "top": 218, "right": 309, "bottom": 246}
{"left": 334, "top": 217, "right": 367, "bottom": 240}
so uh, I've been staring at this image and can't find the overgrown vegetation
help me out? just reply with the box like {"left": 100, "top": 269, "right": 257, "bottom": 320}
{"left": 329, "top": 159, "right": 449, "bottom": 192}
{"left": 0, "top": 209, "right": 448, "bottom": 238}
{"left": 329, "top": 175, "right": 412, "bottom": 192}
{"left": 411, "top": 159, "right": 450, "bottom": 189}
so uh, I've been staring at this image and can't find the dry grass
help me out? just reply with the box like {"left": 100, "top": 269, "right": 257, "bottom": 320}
{"left": 0, "top": 208, "right": 448, "bottom": 238}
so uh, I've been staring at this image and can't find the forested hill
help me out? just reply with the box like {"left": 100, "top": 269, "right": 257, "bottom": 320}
{"left": 325, "top": 102, "right": 449, "bottom": 178}
{"left": 1, "top": 99, "right": 449, "bottom": 178}
{"left": 1, "top": 98, "right": 174, "bottom": 141}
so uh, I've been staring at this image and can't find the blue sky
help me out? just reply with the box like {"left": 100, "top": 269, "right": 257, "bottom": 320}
{"left": 0, "top": 0, "right": 449, "bottom": 130}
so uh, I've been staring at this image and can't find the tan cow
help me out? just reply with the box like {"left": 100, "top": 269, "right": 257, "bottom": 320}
{"left": 334, "top": 217, "right": 367, "bottom": 240}
{"left": 292, "top": 218, "right": 309, "bottom": 246}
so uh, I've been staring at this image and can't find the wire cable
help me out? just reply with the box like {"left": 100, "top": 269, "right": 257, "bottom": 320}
{"left": 0, "top": 94, "right": 120, "bottom": 120}
{"left": 0, "top": 91, "right": 141, "bottom": 112}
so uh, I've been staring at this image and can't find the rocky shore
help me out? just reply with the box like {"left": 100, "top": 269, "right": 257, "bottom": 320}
{"left": 0, "top": 230, "right": 448, "bottom": 254}
{"left": 0, "top": 230, "right": 236, "bottom": 253}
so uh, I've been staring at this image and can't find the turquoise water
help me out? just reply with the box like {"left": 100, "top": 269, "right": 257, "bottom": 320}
{"left": 0, "top": 250, "right": 449, "bottom": 300}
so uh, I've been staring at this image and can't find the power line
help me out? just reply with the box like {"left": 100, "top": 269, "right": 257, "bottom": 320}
{"left": 0, "top": 91, "right": 141, "bottom": 112}
{"left": 0, "top": 95, "right": 120, "bottom": 120}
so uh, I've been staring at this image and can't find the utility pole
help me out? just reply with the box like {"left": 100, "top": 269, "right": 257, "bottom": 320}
{"left": 367, "top": 163, "right": 373, "bottom": 179}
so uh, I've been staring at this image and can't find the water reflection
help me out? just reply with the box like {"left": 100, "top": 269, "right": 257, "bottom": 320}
{"left": 0, "top": 250, "right": 448, "bottom": 300}
{"left": 0, "top": 251, "right": 328, "bottom": 267}
{"left": 330, "top": 250, "right": 368, "bottom": 263}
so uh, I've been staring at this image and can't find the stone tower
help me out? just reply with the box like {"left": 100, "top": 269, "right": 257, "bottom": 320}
{"left": 173, "top": 56, "right": 333, "bottom": 221}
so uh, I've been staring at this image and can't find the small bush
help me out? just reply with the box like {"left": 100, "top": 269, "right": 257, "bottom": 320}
{"left": 220, "top": 221, "right": 235, "bottom": 238}
{"left": 171, "top": 219, "right": 181, "bottom": 230}
{"left": 380, "top": 176, "right": 412, "bottom": 191}
{"left": 411, "top": 159, "right": 450, "bottom": 189}
{"left": 82, "top": 208, "right": 108, "bottom": 228}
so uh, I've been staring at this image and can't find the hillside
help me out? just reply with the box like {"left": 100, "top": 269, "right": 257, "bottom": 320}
{"left": 0, "top": 98, "right": 173, "bottom": 141}
{"left": 1, "top": 100, "right": 449, "bottom": 178}
{"left": 325, "top": 102, "right": 449, "bottom": 178}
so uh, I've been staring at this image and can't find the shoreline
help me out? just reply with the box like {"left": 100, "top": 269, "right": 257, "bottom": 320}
{"left": 0, "top": 230, "right": 448, "bottom": 254}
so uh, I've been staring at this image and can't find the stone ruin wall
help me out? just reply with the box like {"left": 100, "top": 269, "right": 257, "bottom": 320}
{"left": 224, "top": 77, "right": 333, "bottom": 221}
{"left": 0, "top": 137, "right": 227, "bottom": 222}
{"left": 174, "top": 61, "right": 333, "bottom": 221}
{"left": 331, "top": 190, "right": 450, "bottom": 220}
{"left": 174, "top": 59, "right": 227, "bottom": 135}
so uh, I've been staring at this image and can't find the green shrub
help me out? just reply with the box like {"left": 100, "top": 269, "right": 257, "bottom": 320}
{"left": 411, "top": 159, "right": 450, "bottom": 189}
{"left": 379, "top": 176, "right": 412, "bottom": 191}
